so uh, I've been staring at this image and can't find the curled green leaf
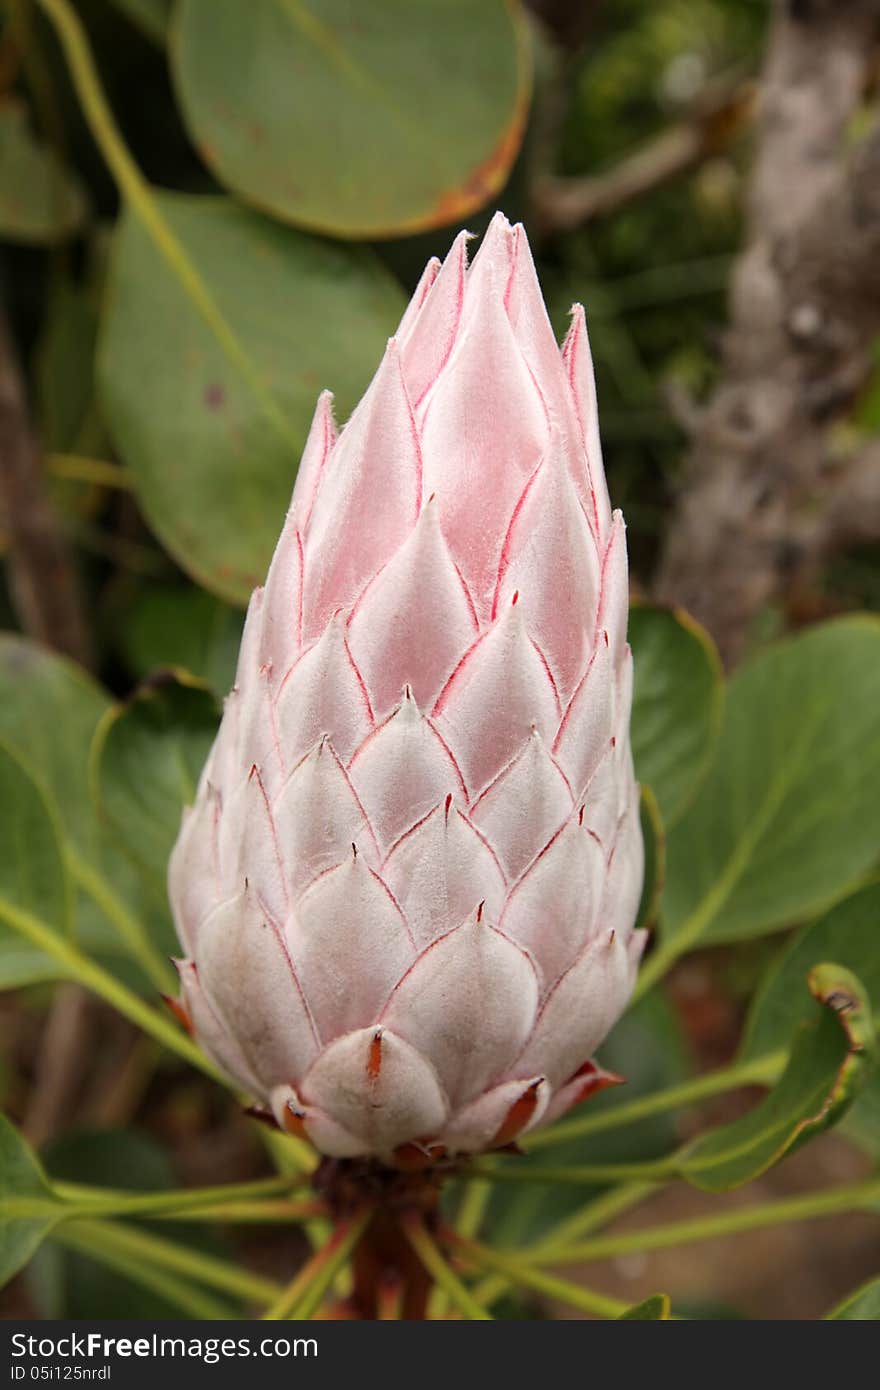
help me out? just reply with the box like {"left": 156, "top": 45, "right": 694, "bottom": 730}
{"left": 679, "top": 964, "right": 875, "bottom": 1192}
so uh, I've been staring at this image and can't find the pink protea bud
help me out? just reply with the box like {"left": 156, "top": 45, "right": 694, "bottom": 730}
{"left": 169, "top": 213, "right": 645, "bottom": 1162}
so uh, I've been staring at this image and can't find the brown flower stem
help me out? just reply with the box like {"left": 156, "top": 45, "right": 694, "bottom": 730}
{"left": 312, "top": 1155, "right": 450, "bottom": 1319}
{"left": 350, "top": 1205, "right": 434, "bottom": 1320}
{"left": 375, "top": 1272, "right": 404, "bottom": 1320}
{"left": 402, "top": 1216, "right": 493, "bottom": 1321}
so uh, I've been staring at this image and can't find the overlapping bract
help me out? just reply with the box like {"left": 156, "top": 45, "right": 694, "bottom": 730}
{"left": 169, "top": 213, "right": 644, "bottom": 1161}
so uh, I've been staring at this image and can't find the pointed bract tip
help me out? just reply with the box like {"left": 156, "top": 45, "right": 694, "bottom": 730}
{"left": 560, "top": 1061, "right": 626, "bottom": 1117}
{"left": 487, "top": 209, "right": 513, "bottom": 235}
{"left": 244, "top": 1105, "right": 281, "bottom": 1131}
{"left": 161, "top": 994, "right": 193, "bottom": 1036}
{"left": 492, "top": 1077, "right": 545, "bottom": 1148}
{"left": 391, "top": 1139, "right": 446, "bottom": 1172}
{"left": 280, "top": 1100, "right": 309, "bottom": 1139}
{"left": 367, "top": 1028, "right": 384, "bottom": 1080}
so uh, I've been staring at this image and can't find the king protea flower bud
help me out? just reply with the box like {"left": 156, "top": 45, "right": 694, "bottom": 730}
{"left": 169, "top": 212, "right": 644, "bottom": 1163}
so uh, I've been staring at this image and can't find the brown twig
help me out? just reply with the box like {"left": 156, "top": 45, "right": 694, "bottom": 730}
{"left": 656, "top": 0, "right": 880, "bottom": 663}
{"left": 534, "top": 73, "right": 754, "bottom": 235}
{"left": 0, "top": 307, "right": 92, "bottom": 666}
{"left": 0, "top": 302, "right": 97, "bottom": 1147}
{"left": 22, "top": 983, "right": 95, "bottom": 1145}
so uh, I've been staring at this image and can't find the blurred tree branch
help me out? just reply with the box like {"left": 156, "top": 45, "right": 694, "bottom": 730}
{"left": 0, "top": 308, "right": 92, "bottom": 666}
{"left": 534, "top": 73, "right": 754, "bottom": 235}
{"left": 1, "top": 302, "right": 96, "bottom": 1147}
{"left": 656, "top": 0, "right": 880, "bottom": 662}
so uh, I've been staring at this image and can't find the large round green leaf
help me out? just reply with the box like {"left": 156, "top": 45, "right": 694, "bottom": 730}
{"left": 629, "top": 604, "right": 723, "bottom": 826}
{"left": 98, "top": 193, "right": 405, "bottom": 604}
{"left": 171, "top": 0, "right": 531, "bottom": 238}
{"left": 662, "top": 618, "right": 880, "bottom": 951}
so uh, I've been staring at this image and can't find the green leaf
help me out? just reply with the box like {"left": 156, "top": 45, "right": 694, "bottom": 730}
{"left": 31, "top": 1128, "right": 211, "bottom": 1319}
{"left": 120, "top": 585, "right": 242, "bottom": 697}
{"left": 662, "top": 617, "right": 880, "bottom": 952}
{"left": 619, "top": 1293, "right": 671, "bottom": 1319}
{"left": 827, "top": 1277, "right": 880, "bottom": 1320}
{"left": 679, "top": 965, "right": 875, "bottom": 1192}
{"left": 740, "top": 882, "right": 880, "bottom": 1063}
{"left": 845, "top": 1074, "right": 880, "bottom": 1156}
{"left": 0, "top": 104, "right": 86, "bottom": 245}
{"left": 91, "top": 673, "right": 219, "bottom": 900}
{"left": 171, "top": 0, "right": 531, "bottom": 238}
{"left": 98, "top": 193, "right": 405, "bottom": 604}
{"left": 629, "top": 604, "right": 723, "bottom": 826}
{"left": 45, "top": 1128, "right": 176, "bottom": 1194}
{"left": 36, "top": 280, "right": 105, "bottom": 457}
{"left": 0, "top": 937, "right": 67, "bottom": 990}
{"left": 0, "top": 637, "right": 108, "bottom": 858}
{"left": 635, "top": 785, "right": 664, "bottom": 932}
{"left": 0, "top": 740, "right": 71, "bottom": 942}
{"left": 0, "top": 637, "right": 174, "bottom": 989}
{"left": 0, "top": 1114, "right": 63, "bottom": 1288}
{"left": 738, "top": 880, "right": 880, "bottom": 1161}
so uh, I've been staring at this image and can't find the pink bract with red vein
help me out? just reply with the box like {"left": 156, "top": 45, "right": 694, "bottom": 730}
{"left": 169, "top": 212, "right": 645, "bottom": 1162}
